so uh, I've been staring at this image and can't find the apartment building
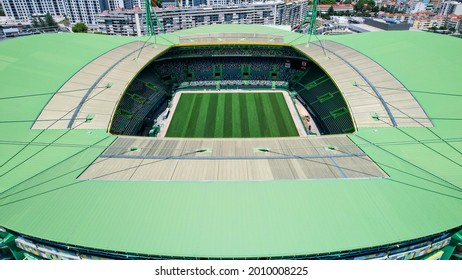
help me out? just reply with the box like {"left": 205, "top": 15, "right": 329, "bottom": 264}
{"left": 97, "top": 0, "right": 308, "bottom": 35}
{"left": 0, "top": 0, "right": 128, "bottom": 24}
{"left": 0, "top": 0, "right": 65, "bottom": 20}
{"left": 438, "top": 0, "right": 462, "bottom": 15}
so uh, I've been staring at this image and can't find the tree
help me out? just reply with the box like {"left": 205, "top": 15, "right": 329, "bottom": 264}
{"left": 59, "top": 15, "right": 70, "bottom": 26}
{"left": 321, "top": 0, "right": 336, "bottom": 4}
{"left": 45, "top": 12, "right": 58, "bottom": 28}
{"left": 367, "top": 0, "right": 376, "bottom": 8}
{"left": 31, "top": 17, "right": 40, "bottom": 28}
{"left": 151, "top": 0, "right": 162, "bottom": 7}
{"left": 72, "top": 22, "right": 88, "bottom": 33}
{"left": 354, "top": 0, "right": 365, "bottom": 12}
{"left": 38, "top": 17, "right": 46, "bottom": 28}
{"left": 327, "top": 6, "right": 335, "bottom": 17}
{"left": 449, "top": 27, "right": 456, "bottom": 33}
{"left": 0, "top": 5, "right": 5, "bottom": 16}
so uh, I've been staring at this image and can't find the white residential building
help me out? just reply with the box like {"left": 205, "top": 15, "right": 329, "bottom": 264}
{"left": 0, "top": 0, "right": 66, "bottom": 21}
{"left": 97, "top": 0, "right": 308, "bottom": 35}
{"left": 0, "top": 0, "right": 130, "bottom": 24}
{"left": 405, "top": 1, "right": 427, "bottom": 14}
{"left": 108, "top": 0, "right": 125, "bottom": 10}
{"left": 438, "top": 0, "right": 462, "bottom": 15}
{"left": 62, "top": 0, "right": 105, "bottom": 25}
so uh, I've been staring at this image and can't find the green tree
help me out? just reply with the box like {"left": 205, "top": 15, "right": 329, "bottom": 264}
{"left": 367, "top": 0, "right": 376, "bottom": 7}
{"left": 449, "top": 27, "right": 456, "bottom": 33}
{"left": 0, "top": 5, "right": 5, "bottom": 16}
{"left": 327, "top": 6, "right": 335, "bottom": 17}
{"left": 31, "top": 17, "right": 40, "bottom": 28}
{"left": 59, "top": 15, "right": 70, "bottom": 26}
{"left": 45, "top": 12, "right": 58, "bottom": 28}
{"left": 321, "top": 0, "right": 336, "bottom": 4}
{"left": 72, "top": 22, "right": 88, "bottom": 33}
{"left": 151, "top": 0, "right": 162, "bottom": 7}
{"left": 38, "top": 17, "right": 46, "bottom": 28}
{"left": 354, "top": 0, "right": 365, "bottom": 11}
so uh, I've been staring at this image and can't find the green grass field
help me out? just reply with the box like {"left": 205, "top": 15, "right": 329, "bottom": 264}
{"left": 165, "top": 92, "right": 299, "bottom": 138}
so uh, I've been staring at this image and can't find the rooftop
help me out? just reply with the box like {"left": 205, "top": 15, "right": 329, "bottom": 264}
{"left": 0, "top": 25, "right": 461, "bottom": 258}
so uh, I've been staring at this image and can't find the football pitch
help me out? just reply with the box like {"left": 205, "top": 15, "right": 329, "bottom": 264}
{"left": 165, "top": 92, "right": 299, "bottom": 138}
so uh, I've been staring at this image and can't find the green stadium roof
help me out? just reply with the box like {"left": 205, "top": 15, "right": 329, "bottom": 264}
{"left": 0, "top": 26, "right": 461, "bottom": 258}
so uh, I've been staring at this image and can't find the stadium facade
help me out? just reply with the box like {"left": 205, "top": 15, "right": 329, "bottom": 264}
{"left": 0, "top": 25, "right": 462, "bottom": 260}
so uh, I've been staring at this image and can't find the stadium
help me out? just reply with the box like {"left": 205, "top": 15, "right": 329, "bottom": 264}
{"left": 0, "top": 24, "right": 461, "bottom": 260}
